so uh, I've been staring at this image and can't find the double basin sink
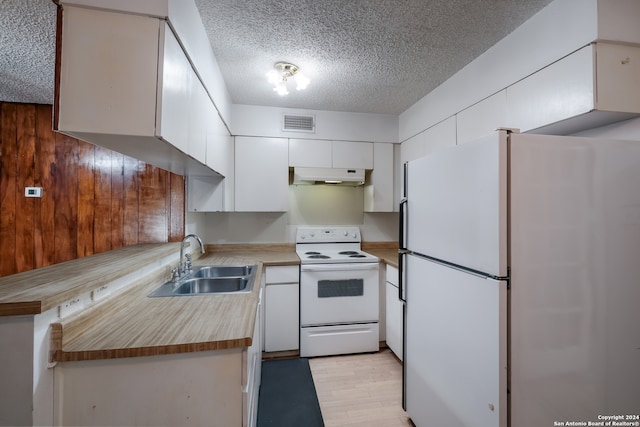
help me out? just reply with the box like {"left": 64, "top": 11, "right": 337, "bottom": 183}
{"left": 149, "top": 265, "right": 256, "bottom": 297}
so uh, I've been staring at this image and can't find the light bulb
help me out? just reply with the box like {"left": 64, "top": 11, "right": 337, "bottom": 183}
{"left": 273, "top": 83, "right": 289, "bottom": 96}
{"left": 295, "top": 72, "right": 310, "bottom": 90}
{"left": 266, "top": 70, "right": 282, "bottom": 86}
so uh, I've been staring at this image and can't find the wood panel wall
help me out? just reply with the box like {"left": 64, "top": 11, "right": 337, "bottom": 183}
{"left": 0, "top": 102, "right": 185, "bottom": 277}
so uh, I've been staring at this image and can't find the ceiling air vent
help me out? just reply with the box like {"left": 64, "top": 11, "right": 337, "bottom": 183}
{"left": 283, "top": 114, "right": 315, "bottom": 133}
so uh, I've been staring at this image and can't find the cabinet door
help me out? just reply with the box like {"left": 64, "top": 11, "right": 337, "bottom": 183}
{"left": 289, "top": 139, "right": 332, "bottom": 168}
{"left": 188, "top": 76, "right": 208, "bottom": 164}
{"left": 206, "top": 105, "right": 231, "bottom": 177}
{"left": 385, "top": 281, "right": 403, "bottom": 360}
{"left": 365, "top": 142, "right": 394, "bottom": 212}
{"left": 595, "top": 43, "right": 640, "bottom": 114}
{"left": 158, "top": 23, "right": 191, "bottom": 154}
{"left": 264, "top": 283, "right": 299, "bottom": 352}
{"left": 332, "top": 141, "right": 374, "bottom": 169}
{"left": 234, "top": 137, "right": 288, "bottom": 211}
{"left": 456, "top": 91, "right": 508, "bottom": 145}
{"left": 506, "top": 45, "right": 594, "bottom": 132}
{"left": 385, "top": 266, "right": 403, "bottom": 360}
{"left": 57, "top": 6, "right": 159, "bottom": 136}
{"left": 187, "top": 175, "right": 224, "bottom": 212}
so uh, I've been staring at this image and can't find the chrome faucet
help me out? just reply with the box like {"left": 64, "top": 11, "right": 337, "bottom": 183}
{"left": 179, "top": 234, "right": 205, "bottom": 277}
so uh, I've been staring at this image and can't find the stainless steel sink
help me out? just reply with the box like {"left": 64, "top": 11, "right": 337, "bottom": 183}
{"left": 173, "top": 277, "right": 249, "bottom": 294}
{"left": 148, "top": 264, "right": 256, "bottom": 297}
{"left": 192, "top": 265, "right": 253, "bottom": 278}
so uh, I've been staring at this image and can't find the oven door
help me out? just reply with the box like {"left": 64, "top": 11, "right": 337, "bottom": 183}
{"left": 300, "top": 262, "right": 379, "bottom": 326}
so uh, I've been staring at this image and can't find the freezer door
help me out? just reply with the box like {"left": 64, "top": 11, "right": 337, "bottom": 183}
{"left": 510, "top": 134, "right": 640, "bottom": 425}
{"left": 406, "top": 131, "right": 507, "bottom": 277}
{"left": 404, "top": 254, "right": 507, "bottom": 427}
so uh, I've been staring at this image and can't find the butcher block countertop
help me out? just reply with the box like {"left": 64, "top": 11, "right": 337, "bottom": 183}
{"left": 1, "top": 241, "right": 396, "bottom": 363}
{"left": 362, "top": 242, "right": 398, "bottom": 268}
{"left": 49, "top": 244, "right": 299, "bottom": 362}
{"left": 0, "top": 243, "right": 181, "bottom": 317}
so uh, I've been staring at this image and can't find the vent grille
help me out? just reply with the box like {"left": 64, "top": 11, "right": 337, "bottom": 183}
{"left": 283, "top": 114, "right": 315, "bottom": 133}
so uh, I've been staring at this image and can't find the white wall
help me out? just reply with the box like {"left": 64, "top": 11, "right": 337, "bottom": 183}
{"left": 186, "top": 186, "right": 398, "bottom": 244}
{"left": 231, "top": 104, "right": 398, "bottom": 143}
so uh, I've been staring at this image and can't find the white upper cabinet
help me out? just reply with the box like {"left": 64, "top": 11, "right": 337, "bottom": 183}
{"left": 506, "top": 45, "right": 594, "bottom": 133}
{"left": 456, "top": 91, "right": 509, "bottom": 145}
{"left": 235, "top": 137, "right": 289, "bottom": 212}
{"left": 332, "top": 141, "right": 374, "bottom": 169}
{"left": 289, "top": 139, "right": 332, "bottom": 168}
{"left": 507, "top": 43, "right": 640, "bottom": 134}
{"left": 595, "top": 42, "right": 640, "bottom": 114}
{"left": 187, "top": 65, "right": 210, "bottom": 165}
{"left": 57, "top": 7, "right": 159, "bottom": 137}
{"left": 365, "top": 143, "right": 394, "bottom": 212}
{"left": 157, "top": 24, "right": 191, "bottom": 154}
{"left": 289, "top": 139, "right": 374, "bottom": 169}
{"left": 57, "top": 6, "right": 222, "bottom": 177}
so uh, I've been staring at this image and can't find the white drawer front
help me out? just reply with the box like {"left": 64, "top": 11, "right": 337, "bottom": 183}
{"left": 265, "top": 265, "right": 299, "bottom": 284}
{"left": 300, "top": 323, "right": 379, "bottom": 358}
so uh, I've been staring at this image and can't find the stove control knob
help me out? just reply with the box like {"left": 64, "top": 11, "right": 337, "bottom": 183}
{"left": 343, "top": 231, "right": 348, "bottom": 236}
{"left": 352, "top": 233, "right": 357, "bottom": 238}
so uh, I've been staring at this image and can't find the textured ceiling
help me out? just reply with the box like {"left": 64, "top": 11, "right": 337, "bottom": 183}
{"left": 0, "top": 0, "right": 57, "bottom": 105}
{"left": 0, "top": 0, "right": 553, "bottom": 115}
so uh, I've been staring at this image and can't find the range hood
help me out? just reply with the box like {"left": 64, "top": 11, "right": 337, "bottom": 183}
{"left": 293, "top": 167, "right": 365, "bottom": 185}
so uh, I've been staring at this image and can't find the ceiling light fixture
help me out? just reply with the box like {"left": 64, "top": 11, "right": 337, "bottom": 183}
{"left": 266, "top": 62, "right": 310, "bottom": 96}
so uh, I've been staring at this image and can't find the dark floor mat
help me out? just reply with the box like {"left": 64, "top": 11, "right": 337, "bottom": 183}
{"left": 257, "top": 358, "right": 324, "bottom": 427}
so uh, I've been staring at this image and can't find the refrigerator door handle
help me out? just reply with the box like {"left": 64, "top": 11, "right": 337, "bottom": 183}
{"left": 398, "top": 250, "right": 406, "bottom": 302}
{"left": 399, "top": 194, "right": 408, "bottom": 303}
{"left": 399, "top": 197, "right": 408, "bottom": 250}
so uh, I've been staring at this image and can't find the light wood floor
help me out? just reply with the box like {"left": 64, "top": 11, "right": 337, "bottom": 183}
{"left": 308, "top": 349, "right": 414, "bottom": 427}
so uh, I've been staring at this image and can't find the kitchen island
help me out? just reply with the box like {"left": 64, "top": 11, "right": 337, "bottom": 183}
{"left": 0, "top": 242, "right": 298, "bottom": 427}
{"left": 0, "top": 241, "right": 396, "bottom": 426}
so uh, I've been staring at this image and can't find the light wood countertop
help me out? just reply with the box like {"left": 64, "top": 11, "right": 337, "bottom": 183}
{"left": 2, "top": 242, "right": 398, "bottom": 363}
{"left": 0, "top": 244, "right": 180, "bottom": 316}
{"left": 49, "top": 246, "right": 299, "bottom": 362}
{"left": 362, "top": 242, "right": 399, "bottom": 268}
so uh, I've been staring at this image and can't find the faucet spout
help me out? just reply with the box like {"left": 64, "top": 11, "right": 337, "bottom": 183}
{"left": 179, "top": 234, "right": 205, "bottom": 276}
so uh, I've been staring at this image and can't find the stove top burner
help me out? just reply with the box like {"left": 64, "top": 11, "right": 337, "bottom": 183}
{"left": 338, "top": 251, "right": 360, "bottom": 255}
{"left": 349, "top": 254, "right": 367, "bottom": 258}
{"left": 305, "top": 251, "right": 321, "bottom": 255}
{"left": 308, "top": 254, "right": 330, "bottom": 259}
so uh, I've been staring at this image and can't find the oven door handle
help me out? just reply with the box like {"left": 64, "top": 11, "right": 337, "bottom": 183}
{"left": 300, "top": 263, "right": 379, "bottom": 272}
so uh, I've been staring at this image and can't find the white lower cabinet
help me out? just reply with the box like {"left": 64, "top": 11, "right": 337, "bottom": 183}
{"left": 264, "top": 266, "right": 299, "bottom": 352}
{"left": 53, "top": 296, "right": 263, "bottom": 427}
{"left": 244, "top": 288, "right": 262, "bottom": 427}
{"left": 54, "top": 350, "right": 247, "bottom": 427}
{"left": 385, "top": 265, "right": 403, "bottom": 360}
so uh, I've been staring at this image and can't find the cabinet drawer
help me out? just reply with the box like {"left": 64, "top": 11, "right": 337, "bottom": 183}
{"left": 265, "top": 266, "right": 299, "bottom": 284}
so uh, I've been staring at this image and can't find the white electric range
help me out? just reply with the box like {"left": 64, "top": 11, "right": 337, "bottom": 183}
{"left": 296, "top": 226, "right": 380, "bottom": 357}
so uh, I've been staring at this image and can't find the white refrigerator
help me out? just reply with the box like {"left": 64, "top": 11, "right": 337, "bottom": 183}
{"left": 398, "top": 129, "right": 640, "bottom": 427}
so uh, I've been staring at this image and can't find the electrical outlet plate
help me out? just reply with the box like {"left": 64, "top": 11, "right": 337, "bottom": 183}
{"left": 25, "top": 187, "right": 43, "bottom": 198}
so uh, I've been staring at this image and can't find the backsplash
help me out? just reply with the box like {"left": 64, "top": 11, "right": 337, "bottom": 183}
{"left": 0, "top": 102, "right": 185, "bottom": 277}
{"left": 187, "top": 185, "right": 398, "bottom": 244}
